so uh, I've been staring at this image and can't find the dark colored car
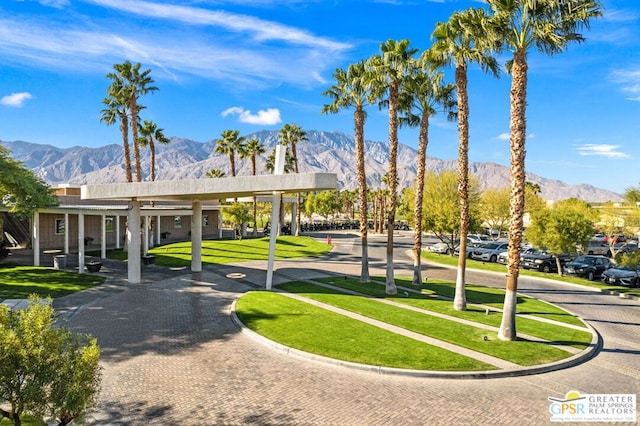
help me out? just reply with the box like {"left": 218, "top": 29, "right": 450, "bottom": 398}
{"left": 602, "top": 266, "right": 640, "bottom": 288}
{"left": 520, "top": 249, "right": 572, "bottom": 273}
{"left": 563, "top": 255, "right": 613, "bottom": 280}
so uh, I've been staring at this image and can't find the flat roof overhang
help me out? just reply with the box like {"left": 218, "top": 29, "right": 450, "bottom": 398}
{"left": 81, "top": 173, "right": 338, "bottom": 202}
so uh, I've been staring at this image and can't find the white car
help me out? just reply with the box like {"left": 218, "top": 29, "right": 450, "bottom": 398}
{"left": 470, "top": 242, "right": 509, "bottom": 262}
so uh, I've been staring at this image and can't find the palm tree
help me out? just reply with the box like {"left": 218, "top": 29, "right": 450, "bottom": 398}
{"left": 206, "top": 169, "right": 226, "bottom": 178}
{"left": 138, "top": 120, "right": 170, "bottom": 182}
{"left": 278, "top": 124, "right": 308, "bottom": 236}
{"left": 100, "top": 91, "right": 132, "bottom": 183}
{"left": 428, "top": 8, "right": 500, "bottom": 310}
{"left": 368, "top": 39, "right": 418, "bottom": 295}
{"left": 322, "top": 61, "right": 373, "bottom": 283}
{"left": 107, "top": 61, "right": 158, "bottom": 182}
{"left": 486, "top": 0, "right": 603, "bottom": 340}
{"left": 215, "top": 130, "right": 246, "bottom": 177}
{"left": 399, "top": 64, "right": 456, "bottom": 286}
{"left": 240, "top": 138, "right": 266, "bottom": 236}
{"left": 266, "top": 147, "right": 295, "bottom": 235}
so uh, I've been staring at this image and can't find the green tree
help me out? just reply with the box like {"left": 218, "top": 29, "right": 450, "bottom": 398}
{"left": 480, "top": 187, "right": 511, "bottom": 239}
{"left": 525, "top": 199, "right": 596, "bottom": 274}
{"left": 487, "top": 0, "right": 603, "bottom": 340}
{"left": 400, "top": 62, "right": 456, "bottom": 285}
{"left": 428, "top": 7, "right": 500, "bottom": 311}
{"left": 222, "top": 202, "right": 252, "bottom": 239}
{"left": 215, "top": 130, "right": 246, "bottom": 177}
{"left": 421, "top": 170, "right": 481, "bottom": 254}
{"left": 107, "top": 61, "right": 158, "bottom": 182}
{"left": 368, "top": 39, "right": 418, "bottom": 296}
{"left": 240, "top": 138, "right": 266, "bottom": 236}
{"left": 0, "top": 144, "right": 57, "bottom": 245}
{"left": 0, "top": 298, "right": 101, "bottom": 426}
{"left": 322, "top": 61, "right": 373, "bottom": 283}
{"left": 138, "top": 120, "right": 170, "bottom": 182}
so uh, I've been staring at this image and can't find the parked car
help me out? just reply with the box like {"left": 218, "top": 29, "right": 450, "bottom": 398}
{"left": 521, "top": 249, "right": 573, "bottom": 273}
{"left": 582, "top": 240, "right": 611, "bottom": 256}
{"left": 612, "top": 242, "right": 638, "bottom": 256}
{"left": 468, "top": 233, "right": 491, "bottom": 244}
{"left": 563, "top": 255, "right": 614, "bottom": 280}
{"left": 453, "top": 241, "right": 484, "bottom": 258}
{"left": 602, "top": 265, "right": 640, "bottom": 288}
{"left": 497, "top": 247, "right": 535, "bottom": 265}
{"left": 470, "top": 242, "right": 509, "bottom": 262}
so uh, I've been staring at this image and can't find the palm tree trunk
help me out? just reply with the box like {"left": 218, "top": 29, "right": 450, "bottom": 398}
{"left": 150, "top": 139, "right": 156, "bottom": 182}
{"left": 413, "top": 113, "right": 429, "bottom": 285}
{"left": 130, "top": 100, "right": 142, "bottom": 182}
{"left": 499, "top": 50, "right": 528, "bottom": 341}
{"left": 385, "top": 82, "right": 399, "bottom": 295}
{"left": 252, "top": 156, "right": 258, "bottom": 237}
{"left": 454, "top": 63, "right": 469, "bottom": 311}
{"left": 355, "top": 107, "right": 370, "bottom": 282}
{"left": 120, "top": 116, "right": 132, "bottom": 183}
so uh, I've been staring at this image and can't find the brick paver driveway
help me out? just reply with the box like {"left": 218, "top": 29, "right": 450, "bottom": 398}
{"left": 61, "top": 233, "right": 638, "bottom": 425}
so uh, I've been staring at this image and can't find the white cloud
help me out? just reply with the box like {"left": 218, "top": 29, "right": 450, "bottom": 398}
{"left": 1, "top": 92, "right": 33, "bottom": 107}
{"left": 575, "top": 144, "right": 629, "bottom": 159}
{"left": 610, "top": 68, "right": 640, "bottom": 101}
{"left": 496, "top": 132, "right": 535, "bottom": 140}
{"left": 222, "top": 107, "right": 282, "bottom": 125}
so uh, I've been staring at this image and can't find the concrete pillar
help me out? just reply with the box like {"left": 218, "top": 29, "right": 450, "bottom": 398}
{"left": 78, "top": 213, "right": 85, "bottom": 273}
{"left": 101, "top": 214, "right": 107, "bottom": 259}
{"left": 156, "top": 215, "right": 161, "bottom": 246}
{"left": 128, "top": 201, "right": 141, "bottom": 284}
{"left": 266, "top": 144, "right": 286, "bottom": 290}
{"left": 291, "top": 202, "right": 297, "bottom": 235}
{"left": 64, "top": 213, "right": 69, "bottom": 254}
{"left": 116, "top": 215, "right": 121, "bottom": 249}
{"left": 191, "top": 200, "right": 202, "bottom": 272}
{"left": 143, "top": 215, "right": 149, "bottom": 255}
{"left": 32, "top": 212, "right": 40, "bottom": 266}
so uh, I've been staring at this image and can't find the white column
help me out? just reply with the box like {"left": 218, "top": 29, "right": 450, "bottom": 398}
{"left": 78, "top": 213, "right": 85, "bottom": 273}
{"left": 291, "top": 202, "right": 297, "bottom": 235}
{"left": 64, "top": 213, "right": 69, "bottom": 254}
{"left": 218, "top": 210, "right": 223, "bottom": 238}
{"left": 266, "top": 145, "right": 286, "bottom": 290}
{"left": 101, "top": 214, "right": 107, "bottom": 259}
{"left": 191, "top": 200, "right": 202, "bottom": 272}
{"left": 156, "top": 215, "right": 161, "bottom": 246}
{"left": 128, "top": 201, "right": 141, "bottom": 283}
{"left": 116, "top": 215, "right": 121, "bottom": 249}
{"left": 143, "top": 215, "right": 149, "bottom": 255}
{"left": 32, "top": 212, "right": 40, "bottom": 266}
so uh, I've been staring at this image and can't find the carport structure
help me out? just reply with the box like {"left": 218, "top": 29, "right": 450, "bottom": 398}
{"left": 81, "top": 170, "right": 337, "bottom": 287}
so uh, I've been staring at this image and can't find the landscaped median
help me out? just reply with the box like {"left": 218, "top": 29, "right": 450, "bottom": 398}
{"left": 233, "top": 276, "right": 598, "bottom": 378}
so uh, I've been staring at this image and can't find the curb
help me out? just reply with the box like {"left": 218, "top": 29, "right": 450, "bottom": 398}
{"left": 230, "top": 297, "right": 602, "bottom": 380}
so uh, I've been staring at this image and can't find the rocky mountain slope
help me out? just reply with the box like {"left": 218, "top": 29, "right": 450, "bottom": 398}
{"left": 2, "top": 130, "right": 621, "bottom": 202}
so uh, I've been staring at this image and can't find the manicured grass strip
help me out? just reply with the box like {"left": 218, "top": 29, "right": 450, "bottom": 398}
{"left": 421, "top": 251, "right": 640, "bottom": 298}
{"left": 278, "top": 281, "right": 574, "bottom": 366}
{"left": 144, "top": 236, "right": 331, "bottom": 267}
{"left": 313, "top": 276, "right": 592, "bottom": 350}
{"left": 235, "top": 291, "right": 495, "bottom": 371}
{"left": 0, "top": 266, "right": 105, "bottom": 299}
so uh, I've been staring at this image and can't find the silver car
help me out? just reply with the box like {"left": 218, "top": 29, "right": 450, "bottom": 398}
{"left": 471, "top": 242, "right": 508, "bottom": 262}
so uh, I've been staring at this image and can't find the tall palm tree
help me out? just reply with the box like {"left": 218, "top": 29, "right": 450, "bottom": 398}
{"left": 278, "top": 124, "right": 308, "bottom": 236}
{"left": 100, "top": 91, "right": 132, "bottom": 183}
{"left": 240, "top": 138, "right": 266, "bottom": 236}
{"left": 138, "top": 120, "right": 170, "bottom": 182}
{"left": 214, "top": 130, "right": 246, "bottom": 177}
{"left": 486, "top": 0, "right": 602, "bottom": 341}
{"left": 399, "top": 64, "right": 456, "bottom": 286}
{"left": 322, "top": 61, "right": 373, "bottom": 283}
{"left": 428, "top": 8, "right": 500, "bottom": 310}
{"left": 107, "top": 61, "right": 158, "bottom": 182}
{"left": 368, "top": 39, "right": 418, "bottom": 295}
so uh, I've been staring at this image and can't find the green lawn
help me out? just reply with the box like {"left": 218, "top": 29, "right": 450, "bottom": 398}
{"left": 235, "top": 291, "right": 495, "bottom": 371}
{"left": 0, "top": 265, "right": 105, "bottom": 300}
{"left": 92, "top": 236, "right": 332, "bottom": 267}
{"left": 422, "top": 251, "right": 640, "bottom": 297}
{"left": 275, "top": 281, "right": 581, "bottom": 366}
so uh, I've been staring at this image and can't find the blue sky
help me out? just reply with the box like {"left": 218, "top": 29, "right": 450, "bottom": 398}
{"left": 0, "top": 0, "right": 638, "bottom": 194}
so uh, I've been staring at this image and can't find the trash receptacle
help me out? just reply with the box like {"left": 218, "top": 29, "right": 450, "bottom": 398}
{"left": 53, "top": 255, "right": 67, "bottom": 270}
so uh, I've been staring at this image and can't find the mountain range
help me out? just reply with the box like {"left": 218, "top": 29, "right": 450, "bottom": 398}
{"left": 1, "top": 130, "right": 621, "bottom": 203}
